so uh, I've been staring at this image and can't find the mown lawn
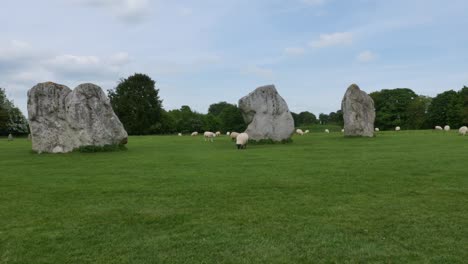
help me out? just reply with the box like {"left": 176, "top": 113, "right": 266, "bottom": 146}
{"left": 0, "top": 131, "right": 467, "bottom": 263}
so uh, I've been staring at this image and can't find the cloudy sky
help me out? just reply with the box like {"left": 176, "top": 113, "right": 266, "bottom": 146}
{"left": 1, "top": 0, "right": 468, "bottom": 115}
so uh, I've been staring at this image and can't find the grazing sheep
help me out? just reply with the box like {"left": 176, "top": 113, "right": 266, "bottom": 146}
{"left": 459, "top": 126, "right": 467, "bottom": 136}
{"left": 375, "top": 128, "right": 380, "bottom": 132}
{"left": 216, "top": 131, "right": 221, "bottom": 137}
{"left": 341, "top": 129, "right": 344, "bottom": 133}
{"left": 191, "top": 132, "right": 199, "bottom": 136}
{"left": 236, "top": 133, "right": 249, "bottom": 149}
{"left": 325, "top": 129, "right": 330, "bottom": 133}
{"left": 226, "top": 132, "right": 231, "bottom": 136}
{"left": 435, "top": 126, "right": 443, "bottom": 131}
{"left": 305, "top": 130, "right": 310, "bottom": 134}
{"left": 296, "top": 129, "right": 304, "bottom": 136}
{"left": 8, "top": 134, "right": 13, "bottom": 141}
{"left": 230, "top": 132, "right": 240, "bottom": 141}
{"left": 178, "top": 133, "right": 182, "bottom": 136}
{"left": 444, "top": 125, "right": 450, "bottom": 131}
{"left": 204, "top": 131, "right": 216, "bottom": 142}
{"left": 395, "top": 126, "right": 401, "bottom": 131}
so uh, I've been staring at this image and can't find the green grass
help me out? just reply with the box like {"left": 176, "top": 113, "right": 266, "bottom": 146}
{"left": 1, "top": 131, "right": 467, "bottom": 263}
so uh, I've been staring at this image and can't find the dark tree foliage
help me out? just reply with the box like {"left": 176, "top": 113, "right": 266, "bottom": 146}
{"left": 370, "top": 88, "right": 418, "bottom": 129}
{"left": 108, "top": 73, "right": 163, "bottom": 135}
{"left": 0, "top": 88, "right": 28, "bottom": 136}
{"left": 319, "top": 113, "right": 330, "bottom": 125}
{"left": 427, "top": 89, "right": 464, "bottom": 128}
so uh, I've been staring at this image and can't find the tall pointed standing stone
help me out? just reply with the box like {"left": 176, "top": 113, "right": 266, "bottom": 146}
{"left": 341, "top": 84, "right": 375, "bottom": 137}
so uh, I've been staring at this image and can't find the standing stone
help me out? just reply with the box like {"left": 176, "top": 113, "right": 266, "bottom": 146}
{"left": 8, "top": 134, "right": 13, "bottom": 141}
{"left": 238, "top": 85, "right": 295, "bottom": 141}
{"left": 27, "top": 82, "right": 128, "bottom": 153}
{"left": 341, "top": 84, "right": 375, "bottom": 137}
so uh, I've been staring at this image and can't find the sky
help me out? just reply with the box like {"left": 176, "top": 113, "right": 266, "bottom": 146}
{"left": 1, "top": 0, "right": 468, "bottom": 115}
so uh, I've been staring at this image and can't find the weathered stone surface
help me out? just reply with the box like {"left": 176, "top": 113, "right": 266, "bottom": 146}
{"left": 238, "top": 85, "right": 294, "bottom": 141}
{"left": 27, "top": 82, "right": 127, "bottom": 153}
{"left": 341, "top": 84, "right": 375, "bottom": 137}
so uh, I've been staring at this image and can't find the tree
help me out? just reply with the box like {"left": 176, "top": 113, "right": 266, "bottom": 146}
{"left": 406, "top": 96, "right": 431, "bottom": 129}
{"left": 427, "top": 90, "right": 462, "bottom": 128}
{"left": 370, "top": 88, "right": 418, "bottom": 129}
{"left": 319, "top": 113, "right": 330, "bottom": 124}
{"left": 208, "top": 102, "right": 232, "bottom": 116}
{"left": 0, "top": 88, "right": 28, "bottom": 136}
{"left": 108, "top": 73, "right": 163, "bottom": 135}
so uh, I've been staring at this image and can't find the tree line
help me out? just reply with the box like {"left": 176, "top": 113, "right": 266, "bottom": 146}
{"left": 0, "top": 88, "right": 28, "bottom": 136}
{"left": 0, "top": 73, "right": 466, "bottom": 135}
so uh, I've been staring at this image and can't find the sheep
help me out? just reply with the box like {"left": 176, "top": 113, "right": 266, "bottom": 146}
{"left": 216, "top": 131, "right": 221, "bottom": 137}
{"left": 305, "top": 130, "right": 310, "bottom": 134}
{"left": 226, "top": 132, "right": 231, "bottom": 136}
{"left": 395, "top": 126, "right": 401, "bottom": 131}
{"left": 178, "top": 133, "right": 182, "bottom": 136}
{"left": 191, "top": 132, "right": 199, "bottom": 136}
{"left": 296, "top": 129, "right": 304, "bottom": 136}
{"left": 444, "top": 125, "right": 450, "bottom": 131}
{"left": 7, "top": 134, "right": 13, "bottom": 141}
{"left": 435, "top": 126, "right": 443, "bottom": 131}
{"left": 459, "top": 126, "right": 467, "bottom": 136}
{"left": 325, "top": 129, "right": 330, "bottom": 133}
{"left": 375, "top": 128, "right": 380, "bottom": 132}
{"left": 230, "top": 132, "right": 240, "bottom": 141}
{"left": 341, "top": 129, "right": 344, "bottom": 133}
{"left": 204, "top": 131, "right": 216, "bottom": 142}
{"left": 236, "top": 133, "right": 249, "bottom": 149}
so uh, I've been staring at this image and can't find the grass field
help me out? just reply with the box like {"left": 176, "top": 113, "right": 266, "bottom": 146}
{"left": 1, "top": 131, "right": 467, "bottom": 263}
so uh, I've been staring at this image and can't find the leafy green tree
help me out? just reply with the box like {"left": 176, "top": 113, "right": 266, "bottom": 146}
{"left": 319, "top": 113, "right": 330, "bottom": 124}
{"left": 460, "top": 86, "right": 468, "bottom": 125}
{"left": 218, "top": 104, "right": 246, "bottom": 132}
{"left": 208, "top": 102, "right": 232, "bottom": 117}
{"left": 370, "top": 88, "right": 418, "bottom": 129}
{"left": 406, "top": 96, "right": 431, "bottom": 129}
{"left": 108, "top": 73, "right": 163, "bottom": 135}
{"left": 0, "top": 88, "right": 28, "bottom": 135}
{"left": 427, "top": 90, "right": 462, "bottom": 128}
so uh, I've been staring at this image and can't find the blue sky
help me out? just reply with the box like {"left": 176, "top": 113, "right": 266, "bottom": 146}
{"left": 1, "top": 0, "right": 467, "bottom": 115}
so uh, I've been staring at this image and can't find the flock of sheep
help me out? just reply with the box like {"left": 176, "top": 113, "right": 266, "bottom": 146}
{"left": 178, "top": 125, "right": 467, "bottom": 151}
{"left": 181, "top": 131, "right": 250, "bottom": 149}
{"left": 293, "top": 125, "right": 467, "bottom": 136}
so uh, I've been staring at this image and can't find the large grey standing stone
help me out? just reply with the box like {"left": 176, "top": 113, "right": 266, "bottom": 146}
{"left": 238, "top": 85, "right": 295, "bottom": 141}
{"left": 341, "top": 84, "right": 375, "bottom": 137}
{"left": 27, "top": 82, "right": 128, "bottom": 153}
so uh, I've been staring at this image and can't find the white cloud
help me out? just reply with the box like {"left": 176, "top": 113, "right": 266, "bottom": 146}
{"left": 309, "top": 32, "right": 354, "bottom": 48}
{"left": 284, "top": 47, "right": 305, "bottom": 56}
{"left": 357, "top": 50, "right": 378, "bottom": 62}
{"left": 75, "top": 0, "right": 150, "bottom": 23}
{"left": 243, "top": 65, "right": 274, "bottom": 79}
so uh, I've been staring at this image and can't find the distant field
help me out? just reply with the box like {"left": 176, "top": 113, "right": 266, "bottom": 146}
{"left": 1, "top": 131, "right": 467, "bottom": 263}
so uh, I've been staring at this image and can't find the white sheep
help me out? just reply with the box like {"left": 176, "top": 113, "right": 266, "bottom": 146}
{"left": 444, "top": 125, "right": 450, "bottom": 131}
{"left": 230, "top": 132, "right": 240, "bottom": 140}
{"left": 375, "top": 128, "right": 380, "bottom": 132}
{"left": 395, "top": 126, "right": 401, "bottom": 131}
{"left": 178, "top": 133, "right": 182, "bottom": 136}
{"left": 435, "top": 126, "right": 443, "bottom": 131}
{"left": 191, "top": 132, "right": 199, "bottom": 136}
{"left": 236, "top": 133, "right": 249, "bottom": 149}
{"left": 341, "top": 129, "right": 344, "bottom": 133}
{"left": 325, "top": 129, "right": 330, "bottom": 133}
{"left": 204, "top": 131, "right": 216, "bottom": 142}
{"left": 7, "top": 134, "right": 13, "bottom": 141}
{"left": 226, "top": 132, "right": 231, "bottom": 136}
{"left": 216, "top": 131, "right": 221, "bottom": 137}
{"left": 305, "top": 130, "right": 310, "bottom": 134}
{"left": 459, "top": 126, "right": 467, "bottom": 136}
{"left": 296, "top": 129, "right": 304, "bottom": 136}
